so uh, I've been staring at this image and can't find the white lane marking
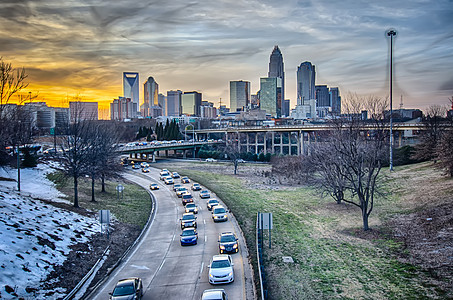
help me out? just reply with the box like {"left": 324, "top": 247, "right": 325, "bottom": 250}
{"left": 205, "top": 236, "right": 207, "bottom": 243}
{"left": 203, "top": 219, "right": 206, "bottom": 225}
{"left": 157, "top": 258, "right": 166, "bottom": 273}
{"left": 199, "top": 262, "right": 204, "bottom": 276}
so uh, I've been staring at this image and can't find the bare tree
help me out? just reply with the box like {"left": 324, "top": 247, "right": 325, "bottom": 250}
{"left": 413, "top": 105, "right": 448, "bottom": 162}
{"left": 223, "top": 142, "right": 241, "bottom": 175}
{"left": 0, "top": 58, "right": 30, "bottom": 163}
{"left": 304, "top": 95, "right": 388, "bottom": 231}
{"left": 85, "top": 122, "right": 122, "bottom": 201}
{"left": 56, "top": 102, "right": 95, "bottom": 208}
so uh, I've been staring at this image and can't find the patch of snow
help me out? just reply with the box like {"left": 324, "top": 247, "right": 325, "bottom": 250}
{"left": 0, "top": 164, "right": 101, "bottom": 299}
{"left": 0, "top": 164, "right": 68, "bottom": 203}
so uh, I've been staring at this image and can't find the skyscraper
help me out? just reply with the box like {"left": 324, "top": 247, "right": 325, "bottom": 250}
{"left": 268, "top": 46, "right": 285, "bottom": 104}
{"left": 230, "top": 80, "right": 250, "bottom": 112}
{"left": 330, "top": 87, "right": 341, "bottom": 115}
{"left": 167, "top": 90, "right": 182, "bottom": 117}
{"left": 316, "top": 85, "right": 330, "bottom": 118}
{"left": 123, "top": 72, "right": 140, "bottom": 112}
{"left": 297, "top": 62, "right": 316, "bottom": 105}
{"left": 181, "top": 91, "right": 202, "bottom": 116}
{"left": 142, "top": 76, "right": 158, "bottom": 117}
{"left": 259, "top": 77, "right": 282, "bottom": 118}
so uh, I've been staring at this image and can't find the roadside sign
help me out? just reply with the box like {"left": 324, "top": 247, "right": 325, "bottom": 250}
{"left": 99, "top": 210, "right": 110, "bottom": 224}
{"left": 259, "top": 213, "right": 273, "bottom": 230}
{"left": 116, "top": 184, "right": 124, "bottom": 192}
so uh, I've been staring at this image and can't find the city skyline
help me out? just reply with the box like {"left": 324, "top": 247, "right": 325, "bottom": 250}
{"left": 1, "top": 0, "right": 452, "bottom": 114}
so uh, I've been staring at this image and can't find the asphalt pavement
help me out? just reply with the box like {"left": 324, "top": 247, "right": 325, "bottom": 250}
{"left": 90, "top": 167, "right": 254, "bottom": 300}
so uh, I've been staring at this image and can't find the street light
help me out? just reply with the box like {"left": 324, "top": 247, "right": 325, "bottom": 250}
{"left": 387, "top": 29, "right": 397, "bottom": 171}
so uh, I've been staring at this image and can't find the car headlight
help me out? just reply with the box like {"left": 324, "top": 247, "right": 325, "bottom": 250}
{"left": 220, "top": 245, "right": 225, "bottom": 249}
{"left": 233, "top": 244, "right": 238, "bottom": 249}
{"left": 228, "top": 272, "right": 233, "bottom": 277}
{"left": 209, "top": 273, "right": 213, "bottom": 278}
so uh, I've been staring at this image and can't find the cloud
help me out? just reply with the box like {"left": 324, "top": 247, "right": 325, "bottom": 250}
{"left": 0, "top": 0, "right": 452, "bottom": 110}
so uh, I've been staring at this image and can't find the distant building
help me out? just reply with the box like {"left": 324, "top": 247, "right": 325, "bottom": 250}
{"left": 291, "top": 99, "right": 316, "bottom": 120}
{"left": 123, "top": 72, "right": 140, "bottom": 112}
{"left": 268, "top": 46, "right": 285, "bottom": 104}
{"left": 167, "top": 90, "right": 182, "bottom": 117}
{"left": 201, "top": 101, "right": 217, "bottom": 119}
{"left": 250, "top": 94, "right": 259, "bottom": 109}
{"left": 282, "top": 99, "right": 290, "bottom": 117}
{"left": 181, "top": 91, "right": 202, "bottom": 116}
{"left": 259, "top": 77, "right": 282, "bottom": 118}
{"left": 230, "top": 80, "right": 250, "bottom": 112}
{"left": 297, "top": 62, "right": 316, "bottom": 105}
{"left": 69, "top": 101, "right": 98, "bottom": 122}
{"left": 316, "top": 85, "right": 330, "bottom": 118}
{"left": 54, "top": 107, "right": 69, "bottom": 131}
{"left": 142, "top": 76, "right": 159, "bottom": 117}
{"left": 219, "top": 105, "right": 230, "bottom": 115}
{"left": 149, "top": 105, "right": 163, "bottom": 118}
{"left": 329, "top": 87, "right": 341, "bottom": 115}
{"left": 158, "top": 93, "right": 166, "bottom": 116}
{"left": 110, "top": 97, "right": 137, "bottom": 121}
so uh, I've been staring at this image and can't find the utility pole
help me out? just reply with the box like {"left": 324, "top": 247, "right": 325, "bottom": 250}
{"left": 387, "top": 29, "right": 397, "bottom": 171}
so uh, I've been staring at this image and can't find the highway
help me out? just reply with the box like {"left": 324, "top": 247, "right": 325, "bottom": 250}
{"left": 91, "top": 167, "right": 253, "bottom": 300}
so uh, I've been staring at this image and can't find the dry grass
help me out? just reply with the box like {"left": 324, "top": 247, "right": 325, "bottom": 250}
{"left": 159, "top": 160, "right": 453, "bottom": 299}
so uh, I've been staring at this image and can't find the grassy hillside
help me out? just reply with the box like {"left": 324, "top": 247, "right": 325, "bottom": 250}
{"left": 165, "top": 161, "right": 452, "bottom": 299}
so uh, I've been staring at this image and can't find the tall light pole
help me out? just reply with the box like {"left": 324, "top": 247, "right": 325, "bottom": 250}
{"left": 387, "top": 29, "right": 397, "bottom": 171}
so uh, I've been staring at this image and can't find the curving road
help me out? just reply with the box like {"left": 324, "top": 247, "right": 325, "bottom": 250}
{"left": 91, "top": 167, "right": 254, "bottom": 300}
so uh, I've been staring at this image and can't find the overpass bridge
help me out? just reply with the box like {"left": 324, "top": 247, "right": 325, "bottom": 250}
{"left": 193, "top": 122, "right": 425, "bottom": 156}
{"left": 119, "top": 122, "right": 430, "bottom": 159}
{"left": 118, "top": 140, "right": 223, "bottom": 161}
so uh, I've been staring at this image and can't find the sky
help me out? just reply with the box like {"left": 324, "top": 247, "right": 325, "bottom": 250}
{"left": 1, "top": 0, "right": 453, "bottom": 115}
{"left": 0, "top": 164, "right": 101, "bottom": 299}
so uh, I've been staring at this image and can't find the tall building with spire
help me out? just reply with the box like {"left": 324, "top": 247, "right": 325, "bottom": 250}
{"left": 297, "top": 62, "right": 316, "bottom": 105}
{"left": 123, "top": 72, "right": 140, "bottom": 112}
{"left": 268, "top": 45, "right": 285, "bottom": 106}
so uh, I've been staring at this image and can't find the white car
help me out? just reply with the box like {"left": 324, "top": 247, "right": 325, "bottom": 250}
{"left": 208, "top": 255, "right": 234, "bottom": 284}
{"left": 160, "top": 169, "right": 170, "bottom": 176}
{"left": 201, "top": 289, "right": 228, "bottom": 300}
{"left": 164, "top": 176, "right": 174, "bottom": 185}
{"left": 212, "top": 205, "right": 228, "bottom": 222}
{"left": 205, "top": 158, "right": 217, "bottom": 162}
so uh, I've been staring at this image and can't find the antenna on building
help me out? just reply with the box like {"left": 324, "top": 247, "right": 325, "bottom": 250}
{"left": 399, "top": 94, "right": 403, "bottom": 110}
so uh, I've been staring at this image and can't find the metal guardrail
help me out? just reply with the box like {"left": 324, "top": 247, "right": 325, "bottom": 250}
{"left": 63, "top": 246, "right": 110, "bottom": 300}
{"left": 256, "top": 212, "right": 266, "bottom": 300}
{"left": 64, "top": 174, "right": 157, "bottom": 300}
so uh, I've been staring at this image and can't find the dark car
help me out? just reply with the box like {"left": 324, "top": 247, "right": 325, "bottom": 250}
{"left": 191, "top": 183, "right": 202, "bottom": 191}
{"left": 218, "top": 232, "right": 239, "bottom": 254}
{"left": 180, "top": 212, "right": 197, "bottom": 229}
{"left": 180, "top": 227, "right": 198, "bottom": 245}
{"left": 200, "top": 190, "right": 211, "bottom": 199}
{"left": 207, "top": 199, "right": 219, "bottom": 211}
{"left": 173, "top": 184, "right": 182, "bottom": 192}
{"left": 172, "top": 172, "right": 180, "bottom": 178}
{"left": 182, "top": 193, "right": 194, "bottom": 205}
{"left": 109, "top": 277, "right": 143, "bottom": 300}
{"left": 181, "top": 176, "right": 190, "bottom": 183}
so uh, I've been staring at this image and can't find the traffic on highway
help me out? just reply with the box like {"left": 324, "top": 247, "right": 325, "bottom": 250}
{"left": 91, "top": 162, "right": 252, "bottom": 300}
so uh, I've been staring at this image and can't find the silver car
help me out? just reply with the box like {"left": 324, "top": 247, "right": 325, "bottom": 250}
{"left": 201, "top": 289, "right": 228, "bottom": 300}
{"left": 208, "top": 255, "right": 234, "bottom": 284}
